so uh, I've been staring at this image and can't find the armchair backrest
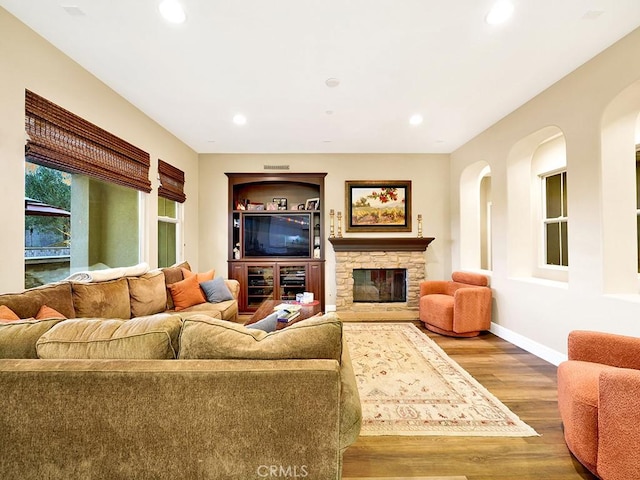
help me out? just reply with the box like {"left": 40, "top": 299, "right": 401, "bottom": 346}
{"left": 444, "top": 272, "right": 490, "bottom": 296}
{"left": 451, "top": 271, "right": 489, "bottom": 287}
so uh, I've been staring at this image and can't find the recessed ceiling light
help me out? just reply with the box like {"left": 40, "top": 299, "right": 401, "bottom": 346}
{"left": 325, "top": 78, "right": 340, "bottom": 88}
{"left": 485, "top": 0, "right": 514, "bottom": 25}
{"left": 233, "top": 114, "right": 247, "bottom": 125}
{"left": 409, "top": 114, "right": 423, "bottom": 126}
{"left": 159, "top": 0, "right": 186, "bottom": 24}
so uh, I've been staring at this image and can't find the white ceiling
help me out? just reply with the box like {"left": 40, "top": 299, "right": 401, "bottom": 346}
{"left": 3, "top": 1, "right": 640, "bottom": 154}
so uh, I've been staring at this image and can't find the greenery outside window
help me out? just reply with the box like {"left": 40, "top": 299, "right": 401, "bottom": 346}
{"left": 25, "top": 162, "right": 140, "bottom": 288}
{"left": 24, "top": 90, "right": 149, "bottom": 288}
{"left": 543, "top": 171, "right": 568, "bottom": 267}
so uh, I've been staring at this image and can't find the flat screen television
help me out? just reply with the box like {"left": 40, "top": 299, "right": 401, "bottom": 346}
{"left": 243, "top": 213, "right": 311, "bottom": 258}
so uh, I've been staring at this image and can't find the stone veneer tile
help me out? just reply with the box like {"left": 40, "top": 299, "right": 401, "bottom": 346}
{"left": 334, "top": 250, "right": 426, "bottom": 312}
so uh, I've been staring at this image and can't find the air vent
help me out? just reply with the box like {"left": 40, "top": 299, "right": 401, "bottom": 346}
{"left": 263, "top": 164, "right": 290, "bottom": 170}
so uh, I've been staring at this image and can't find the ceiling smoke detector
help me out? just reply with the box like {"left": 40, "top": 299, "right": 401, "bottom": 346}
{"left": 325, "top": 78, "right": 340, "bottom": 88}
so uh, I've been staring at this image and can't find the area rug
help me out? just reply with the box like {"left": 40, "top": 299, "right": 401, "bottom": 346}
{"left": 343, "top": 322, "right": 538, "bottom": 437}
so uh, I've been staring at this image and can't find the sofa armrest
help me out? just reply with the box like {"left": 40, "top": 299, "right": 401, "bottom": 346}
{"left": 597, "top": 367, "right": 640, "bottom": 480}
{"left": 339, "top": 339, "right": 362, "bottom": 450}
{"left": 568, "top": 330, "right": 640, "bottom": 369}
{"left": 419, "top": 280, "right": 448, "bottom": 296}
{"left": 224, "top": 279, "right": 240, "bottom": 300}
{"left": 452, "top": 287, "right": 492, "bottom": 332}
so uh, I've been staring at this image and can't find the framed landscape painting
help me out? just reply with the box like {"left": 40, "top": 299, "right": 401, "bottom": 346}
{"left": 345, "top": 180, "right": 412, "bottom": 232}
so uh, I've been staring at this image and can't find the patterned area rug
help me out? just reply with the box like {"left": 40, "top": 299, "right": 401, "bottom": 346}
{"left": 343, "top": 322, "right": 539, "bottom": 437}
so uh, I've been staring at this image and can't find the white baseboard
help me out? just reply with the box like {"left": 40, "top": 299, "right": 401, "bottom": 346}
{"left": 490, "top": 322, "right": 567, "bottom": 366}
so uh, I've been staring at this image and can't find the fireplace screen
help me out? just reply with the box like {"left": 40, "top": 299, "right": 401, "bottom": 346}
{"left": 353, "top": 268, "right": 407, "bottom": 303}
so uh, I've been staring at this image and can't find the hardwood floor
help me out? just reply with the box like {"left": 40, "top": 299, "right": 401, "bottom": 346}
{"left": 341, "top": 321, "right": 597, "bottom": 480}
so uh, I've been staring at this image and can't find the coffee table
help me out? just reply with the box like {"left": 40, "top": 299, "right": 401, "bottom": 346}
{"left": 245, "top": 299, "right": 322, "bottom": 330}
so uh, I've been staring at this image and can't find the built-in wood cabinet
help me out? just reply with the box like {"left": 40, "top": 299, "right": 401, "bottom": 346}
{"left": 226, "top": 173, "right": 326, "bottom": 313}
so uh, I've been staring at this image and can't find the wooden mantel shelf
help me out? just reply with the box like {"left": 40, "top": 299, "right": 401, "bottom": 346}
{"left": 328, "top": 237, "right": 435, "bottom": 252}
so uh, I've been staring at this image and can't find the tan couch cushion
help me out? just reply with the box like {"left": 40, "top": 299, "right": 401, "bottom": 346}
{"left": 127, "top": 271, "right": 167, "bottom": 317}
{"left": 36, "top": 314, "right": 182, "bottom": 359}
{"left": 178, "top": 313, "right": 343, "bottom": 360}
{"left": 0, "top": 319, "right": 66, "bottom": 358}
{"left": 72, "top": 278, "right": 131, "bottom": 319}
{"left": 0, "top": 282, "right": 75, "bottom": 320}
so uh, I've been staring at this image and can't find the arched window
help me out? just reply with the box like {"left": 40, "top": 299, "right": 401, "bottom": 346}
{"left": 460, "top": 161, "right": 491, "bottom": 271}
{"left": 600, "top": 79, "right": 640, "bottom": 293}
{"left": 507, "top": 126, "right": 567, "bottom": 281}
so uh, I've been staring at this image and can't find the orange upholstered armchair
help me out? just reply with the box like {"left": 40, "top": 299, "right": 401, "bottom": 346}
{"left": 418, "top": 271, "right": 491, "bottom": 337}
{"left": 557, "top": 330, "right": 640, "bottom": 480}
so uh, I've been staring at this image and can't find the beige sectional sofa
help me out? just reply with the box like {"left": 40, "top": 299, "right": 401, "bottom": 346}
{"left": 0, "top": 264, "right": 362, "bottom": 479}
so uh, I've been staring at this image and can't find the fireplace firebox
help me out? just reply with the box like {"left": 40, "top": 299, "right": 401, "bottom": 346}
{"left": 353, "top": 268, "right": 406, "bottom": 303}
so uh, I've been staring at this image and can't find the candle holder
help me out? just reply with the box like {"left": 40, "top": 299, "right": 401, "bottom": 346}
{"left": 337, "top": 211, "right": 343, "bottom": 238}
{"left": 329, "top": 209, "right": 335, "bottom": 238}
{"left": 417, "top": 214, "right": 423, "bottom": 238}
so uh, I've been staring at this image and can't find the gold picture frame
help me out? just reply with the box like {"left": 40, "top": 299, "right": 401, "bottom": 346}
{"left": 345, "top": 180, "right": 411, "bottom": 232}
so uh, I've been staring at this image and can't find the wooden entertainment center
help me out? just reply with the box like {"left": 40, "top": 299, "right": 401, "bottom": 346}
{"left": 226, "top": 172, "right": 326, "bottom": 313}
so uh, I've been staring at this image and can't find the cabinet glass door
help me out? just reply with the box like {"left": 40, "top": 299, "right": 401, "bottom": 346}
{"left": 278, "top": 265, "right": 306, "bottom": 301}
{"left": 246, "top": 266, "right": 274, "bottom": 308}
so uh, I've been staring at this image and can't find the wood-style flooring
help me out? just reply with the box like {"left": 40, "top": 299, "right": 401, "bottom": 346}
{"left": 340, "top": 321, "right": 597, "bottom": 480}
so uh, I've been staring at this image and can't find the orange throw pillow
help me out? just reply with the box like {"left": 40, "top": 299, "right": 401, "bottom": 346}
{"left": 181, "top": 268, "right": 215, "bottom": 283}
{"left": 168, "top": 274, "right": 206, "bottom": 311}
{"left": 35, "top": 305, "right": 67, "bottom": 320}
{"left": 0, "top": 305, "right": 20, "bottom": 323}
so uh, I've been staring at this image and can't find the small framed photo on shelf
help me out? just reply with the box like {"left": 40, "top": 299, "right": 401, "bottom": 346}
{"left": 273, "top": 197, "right": 288, "bottom": 210}
{"left": 247, "top": 203, "right": 264, "bottom": 211}
{"left": 305, "top": 197, "right": 320, "bottom": 210}
{"left": 266, "top": 202, "right": 279, "bottom": 211}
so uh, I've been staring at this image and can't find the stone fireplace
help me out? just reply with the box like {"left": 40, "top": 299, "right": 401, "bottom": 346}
{"left": 329, "top": 237, "right": 434, "bottom": 314}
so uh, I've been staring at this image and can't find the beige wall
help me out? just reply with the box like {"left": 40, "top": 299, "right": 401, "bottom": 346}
{"left": 198, "top": 154, "right": 451, "bottom": 309}
{"left": 0, "top": 8, "right": 199, "bottom": 292}
{"left": 451, "top": 26, "right": 640, "bottom": 362}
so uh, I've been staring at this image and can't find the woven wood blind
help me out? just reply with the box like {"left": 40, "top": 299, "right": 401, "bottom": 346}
{"left": 24, "top": 90, "right": 151, "bottom": 192}
{"left": 158, "top": 160, "right": 186, "bottom": 203}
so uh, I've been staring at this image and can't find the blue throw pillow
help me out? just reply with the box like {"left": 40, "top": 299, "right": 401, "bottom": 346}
{"left": 200, "top": 277, "right": 234, "bottom": 303}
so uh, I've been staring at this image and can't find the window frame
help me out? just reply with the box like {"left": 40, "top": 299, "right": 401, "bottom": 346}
{"left": 541, "top": 169, "right": 568, "bottom": 270}
{"left": 157, "top": 197, "right": 183, "bottom": 268}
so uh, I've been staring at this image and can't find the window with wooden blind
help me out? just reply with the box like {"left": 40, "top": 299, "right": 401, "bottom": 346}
{"left": 158, "top": 160, "right": 186, "bottom": 203}
{"left": 157, "top": 160, "right": 184, "bottom": 268}
{"left": 24, "top": 91, "right": 144, "bottom": 288}
{"left": 24, "top": 89, "right": 151, "bottom": 192}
